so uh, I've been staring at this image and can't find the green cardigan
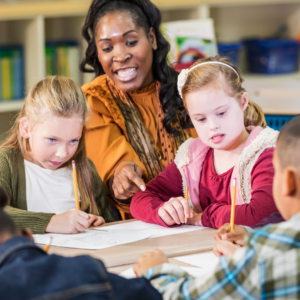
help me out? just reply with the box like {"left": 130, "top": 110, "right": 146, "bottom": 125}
{"left": 0, "top": 147, "right": 115, "bottom": 234}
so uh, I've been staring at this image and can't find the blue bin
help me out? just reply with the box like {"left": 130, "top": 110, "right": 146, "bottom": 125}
{"left": 244, "top": 39, "right": 300, "bottom": 74}
{"left": 218, "top": 42, "right": 242, "bottom": 67}
{"left": 265, "top": 115, "right": 297, "bottom": 130}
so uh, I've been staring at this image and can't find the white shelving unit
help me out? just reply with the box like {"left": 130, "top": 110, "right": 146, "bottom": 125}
{"left": 0, "top": 0, "right": 300, "bottom": 118}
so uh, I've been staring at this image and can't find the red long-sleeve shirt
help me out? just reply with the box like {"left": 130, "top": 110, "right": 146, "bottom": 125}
{"left": 130, "top": 148, "right": 278, "bottom": 228}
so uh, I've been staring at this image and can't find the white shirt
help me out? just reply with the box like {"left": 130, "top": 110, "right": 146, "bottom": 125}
{"left": 25, "top": 159, "right": 80, "bottom": 214}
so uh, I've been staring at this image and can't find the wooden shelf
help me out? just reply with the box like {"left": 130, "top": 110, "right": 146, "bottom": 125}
{"left": 0, "top": 100, "right": 24, "bottom": 113}
{"left": 1, "top": 0, "right": 300, "bottom": 20}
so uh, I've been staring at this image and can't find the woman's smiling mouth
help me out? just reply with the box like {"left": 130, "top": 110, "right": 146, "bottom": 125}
{"left": 114, "top": 67, "right": 138, "bottom": 82}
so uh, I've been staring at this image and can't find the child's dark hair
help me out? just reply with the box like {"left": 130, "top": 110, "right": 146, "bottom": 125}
{"left": 0, "top": 186, "right": 19, "bottom": 236}
{"left": 277, "top": 116, "right": 300, "bottom": 173}
{"left": 80, "top": 0, "right": 192, "bottom": 136}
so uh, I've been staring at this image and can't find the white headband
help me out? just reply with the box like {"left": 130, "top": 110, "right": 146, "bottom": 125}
{"left": 177, "top": 62, "right": 240, "bottom": 98}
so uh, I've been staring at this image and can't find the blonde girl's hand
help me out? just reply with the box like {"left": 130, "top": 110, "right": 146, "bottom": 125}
{"left": 215, "top": 223, "right": 246, "bottom": 247}
{"left": 213, "top": 233, "right": 240, "bottom": 258}
{"left": 111, "top": 161, "right": 146, "bottom": 200}
{"left": 87, "top": 214, "right": 105, "bottom": 227}
{"left": 45, "top": 208, "right": 91, "bottom": 234}
{"left": 133, "top": 249, "right": 169, "bottom": 277}
{"left": 158, "top": 197, "right": 193, "bottom": 226}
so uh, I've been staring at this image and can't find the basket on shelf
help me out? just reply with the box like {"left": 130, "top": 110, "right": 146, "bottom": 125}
{"left": 244, "top": 39, "right": 300, "bottom": 75}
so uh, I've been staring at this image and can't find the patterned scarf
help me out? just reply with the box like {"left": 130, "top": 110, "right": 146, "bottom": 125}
{"left": 107, "top": 77, "right": 188, "bottom": 181}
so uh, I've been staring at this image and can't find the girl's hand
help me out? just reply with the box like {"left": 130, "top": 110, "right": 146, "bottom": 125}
{"left": 111, "top": 161, "right": 146, "bottom": 200}
{"left": 45, "top": 208, "right": 91, "bottom": 234}
{"left": 87, "top": 214, "right": 105, "bottom": 227}
{"left": 158, "top": 197, "right": 193, "bottom": 226}
{"left": 133, "top": 249, "right": 169, "bottom": 277}
{"left": 214, "top": 223, "right": 247, "bottom": 246}
{"left": 213, "top": 234, "right": 241, "bottom": 258}
{"left": 186, "top": 212, "right": 203, "bottom": 226}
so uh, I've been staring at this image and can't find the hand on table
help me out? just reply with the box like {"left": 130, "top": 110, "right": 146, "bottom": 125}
{"left": 110, "top": 161, "right": 146, "bottom": 200}
{"left": 214, "top": 223, "right": 247, "bottom": 246}
{"left": 45, "top": 209, "right": 105, "bottom": 234}
{"left": 133, "top": 249, "right": 169, "bottom": 277}
{"left": 87, "top": 214, "right": 105, "bottom": 227}
{"left": 158, "top": 197, "right": 194, "bottom": 226}
{"left": 213, "top": 234, "right": 240, "bottom": 258}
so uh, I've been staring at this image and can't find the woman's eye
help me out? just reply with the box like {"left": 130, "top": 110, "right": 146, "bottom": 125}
{"left": 218, "top": 111, "right": 226, "bottom": 117}
{"left": 48, "top": 138, "right": 56, "bottom": 143}
{"left": 102, "top": 46, "right": 113, "bottom": 52}
{"left": 70, "top": 140, "right": 78, "bottom": 145}
{"left": 126, "top": 40, "right": 138, "bottom": 47}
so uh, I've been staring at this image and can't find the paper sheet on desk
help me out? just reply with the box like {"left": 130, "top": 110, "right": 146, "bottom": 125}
{"left": 120, "top": 266, "right": 214, "bottom": 279}
{"left": 95, "top": 220, "right": 205, "bottom": 238}
{"left": 33, "top": 229, "right": 151, "bottom": 250}
{"left": 174, "top": 251, "right": 219, "bottom": 269}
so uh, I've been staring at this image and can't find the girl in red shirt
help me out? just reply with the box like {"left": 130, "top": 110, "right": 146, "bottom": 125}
{"left": 130, "top": 56, "right": 279, "bottom": 228}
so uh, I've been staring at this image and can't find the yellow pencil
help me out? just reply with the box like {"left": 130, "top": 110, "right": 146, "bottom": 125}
{"left": 184, "top": 189, "right": 189, "bottom": 224}
{"left": 72, "top": 160, "right": 80, "bottom": 210}
{"left": 43, "top": 236, "right": 52, "bottom": 253}
{"left": 230, "top": 178, "right": 237, "bottom": 233}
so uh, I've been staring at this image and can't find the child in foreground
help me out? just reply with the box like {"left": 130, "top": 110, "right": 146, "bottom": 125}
{"left": 133, "top": 116, "right": 300, "bottom": 299}
{"left": 131, "top": 56, "right": 278, "bottom": 228}
{"left": 0, "top": 186, "right": 162, "bottom": 300}
{"left": 0, "top": 76, "right": 114, "bottom": 234}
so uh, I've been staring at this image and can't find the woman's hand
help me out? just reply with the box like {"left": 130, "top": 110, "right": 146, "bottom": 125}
{"left": 213, "top": 234, "right": 240, "bottom": 258}
{"left": 110, "top": 161, "right": 146, "bottom": 200}
{"left": 214, "top": 223, "right": 247, "bottom": 246}
{"left": 133, "top": 249, "right": 169, "bottom": 277}
{"left": 158, "top": 197, "right": 194, "bottom": 226}
{"left": 87, "top": 214, "right": 105, "bottom": 227}
{"left": 45, "top": 209, "right": 93, "bottom": 234}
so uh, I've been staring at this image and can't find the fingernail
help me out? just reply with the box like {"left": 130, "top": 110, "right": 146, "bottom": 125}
{"left": 140, "top": 185, "right": 146, "bottom": 191}
{"left": 222, "top": 235, "right": 227, "bottom": 240}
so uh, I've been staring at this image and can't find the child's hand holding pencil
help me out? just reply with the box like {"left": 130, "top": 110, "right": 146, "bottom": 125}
{"left": 158, "top": 190, "right": 194, "bottom": 226}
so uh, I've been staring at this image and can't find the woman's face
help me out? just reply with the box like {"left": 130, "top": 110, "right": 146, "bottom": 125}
{"left": 186, "top": 87, "right": 248, "bottom": 151}
{"left": 95, "top": 11, "right": 157, "bottom": 92}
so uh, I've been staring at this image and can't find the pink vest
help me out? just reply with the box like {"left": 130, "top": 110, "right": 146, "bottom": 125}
{"left": 180, "top": 127, "right": 264, "bottom": 213}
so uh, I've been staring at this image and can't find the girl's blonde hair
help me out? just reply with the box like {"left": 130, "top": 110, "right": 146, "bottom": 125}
{"left": 181, "top": 56, "right": 266, "bottom": 128}
{"left": 1, "top": 76, "right": 99, "bottom": 215}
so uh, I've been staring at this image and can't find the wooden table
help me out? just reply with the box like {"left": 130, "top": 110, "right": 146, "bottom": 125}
{"left": 44, "top": 220, "right": 217, "bottom": 269}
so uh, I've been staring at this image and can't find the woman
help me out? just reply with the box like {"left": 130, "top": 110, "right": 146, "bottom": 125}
{"left": 81, "top": 0, "right": 196, "bottom": 219}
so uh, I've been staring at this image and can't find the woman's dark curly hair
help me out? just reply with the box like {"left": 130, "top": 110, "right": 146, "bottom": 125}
{"left": 80, "top": 0, "right": 192, "bottom": 136}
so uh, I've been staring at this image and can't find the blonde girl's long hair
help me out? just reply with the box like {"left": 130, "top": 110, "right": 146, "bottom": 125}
{"left": 1, "top": 76, "right": 99, "bottom": 215}
{"left": 181, "top": 56, "right": 267, "bottom": 128}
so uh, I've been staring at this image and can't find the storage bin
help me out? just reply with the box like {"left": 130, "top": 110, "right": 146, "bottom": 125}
{"left": 265, "top": 114, "right": 296, "bottom": 130}
{"left": 218, "top": 42, "right": 242, "bottom": 66}
{"left": 244, "top": 39, "right": 300, "bottom": 74}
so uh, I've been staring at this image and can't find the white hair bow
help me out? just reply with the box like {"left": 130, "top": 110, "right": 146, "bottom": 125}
{"left": 177, "top": 69, "right": 189, "bottom": 98}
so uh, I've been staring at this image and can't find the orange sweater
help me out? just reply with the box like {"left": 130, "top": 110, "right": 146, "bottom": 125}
{"left": 82, "top": 75, "right": 197, "bottom": 214}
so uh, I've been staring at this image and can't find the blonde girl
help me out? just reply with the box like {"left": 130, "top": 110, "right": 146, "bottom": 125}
{"left": 131, "top": 56, "right": 279, "bottom": 229}
{"left": 0, "top": 76, "right": 114, "bottom": 234}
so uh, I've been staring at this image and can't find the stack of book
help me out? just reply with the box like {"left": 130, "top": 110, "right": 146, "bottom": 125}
{"left": 46, "top": 41, "right": 81, "bottom": 84}
{"left": 0, "top": 45, "right": 24, "bottom": 101}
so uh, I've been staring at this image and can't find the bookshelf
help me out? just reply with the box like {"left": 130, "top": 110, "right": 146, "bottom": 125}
{"left": 0, "top": 0, "right": 300, "bottom": 118}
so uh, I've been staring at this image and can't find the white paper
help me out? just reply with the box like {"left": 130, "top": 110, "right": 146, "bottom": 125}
{"left": 33, "top": 229, "right": 151, "bottom": 250}
{"left": 120, "top": 266, "right": 213, "bottom": 279}
{"left": 95, "top": 220, "right": 206, "bottom": 239}
{"left": 174, "top": 251, "right": 219, "bottom": 269}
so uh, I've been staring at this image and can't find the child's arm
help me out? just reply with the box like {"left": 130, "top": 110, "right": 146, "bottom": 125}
{"left": 134, "top": 247, "right": 260, "bottom": 300}
{"left": 0, "top": 150, "right": 55, "bottom": 234}
{"left": 201, "top": 148, "right": 278, "bottom": 228}
{"left": 88, "top": 159, "right": 115, "bottom": 223}
{"left": 130, "top": 162, "right": 191, "bottom": 227}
